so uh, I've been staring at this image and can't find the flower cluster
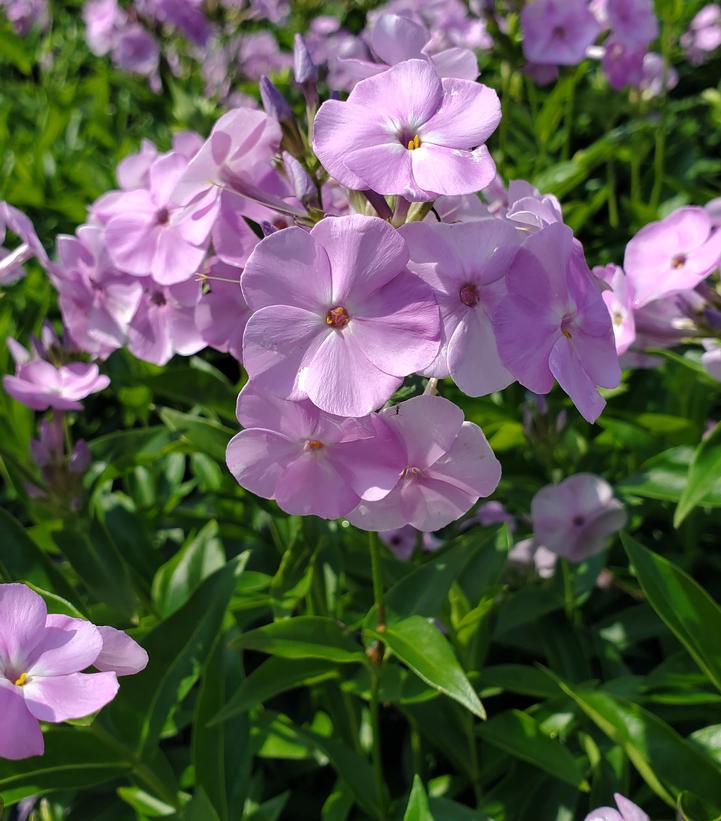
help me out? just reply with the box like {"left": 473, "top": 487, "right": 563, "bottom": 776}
{"left": 0, "top": 583, "right": 147, "bottom": 760}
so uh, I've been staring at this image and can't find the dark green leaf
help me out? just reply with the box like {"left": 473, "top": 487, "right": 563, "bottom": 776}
{"left": 233, "top": 617, "right": 364, "bottom": 664}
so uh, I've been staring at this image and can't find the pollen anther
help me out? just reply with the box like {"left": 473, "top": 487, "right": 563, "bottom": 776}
{"left": 326, "top": 306, "right": 350, "bottom": 329}
{"left": 14, "top": 672, "right": 28, "bottom": 687}
{"left": 306, "top": 439, "right": 324, "bottom": 450}
{"left": 407, "top": 134, "right": 421, "bottom": 151}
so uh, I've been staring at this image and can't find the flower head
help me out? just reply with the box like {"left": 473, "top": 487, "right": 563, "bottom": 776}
{"left": 584, "top": 793, "right": 649, "bottom": 821}
{"left": 493, "top": 223, "right": 620, "bottom": 423}
{"left": 594, "top": 263, "right": 636, "bottom": 355}
{"left": 313, "top": 58, "right": 500, "bottom": 201}
{"left": 348, "top": 395, "right": 501, "bottom": 532}
{"left": 241, "top": 214, "right": 441, "bottom": 417}
{"left": 0, "top": 584, "right": 146, "bottom": 761}
{"left": 521, "top": 0, "right": 601, "bottom": 66}
{"left": 531, "top": 473, "right": 627, "bottom": 562}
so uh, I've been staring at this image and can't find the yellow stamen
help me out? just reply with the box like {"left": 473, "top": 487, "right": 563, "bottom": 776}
{"left": 562, "top": 328, "right": 572, "bottom": 339}
{"left": 407, "top": 134, "right": 421, "bottom": 151}
{"left": 14, "top": 672, "right": 28, "bottom": 687}
{"left": 306, "top": 440, "right": 324, "bottom": 450}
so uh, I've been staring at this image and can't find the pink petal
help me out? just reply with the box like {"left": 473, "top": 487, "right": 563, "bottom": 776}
{"left": 348, "top": 270, "right": 440, "bottom": 377}
{"left": 343, "top": 143, "right": 419, "bottom": 200}
{"left": 235, "top": 382, "right": 319, "bottom": 437}
{"left": 430, "top": 48, "right": 479, "bottom": 81}
{"left": 0, "top": 583, "right": 47, "bottom": 672}
{"left": 421, "top": 79, "right": 500, "bottom": 148}
{"left": 151, "top": 228, "right": 207, "bottom": 285}
{"left": 549, "top": 337, "right": 606, "bottom": 423}
{"left": 572, "top": 328, "right": 622, "bottom": 390}
{"left": 105, "top": 214, "right": 158, "bottom": 277}
{"left": 148, "top": 152, "right": 188, "bottom": 208}
{"left": 311, "top": 215, "right": 409, "bottom": 305}
{"left": 614, "top": 793, "right": 649, "bottom": 821}
{"left": 0, "top": 679, "right": 44, "bottom": 760}
{"left": 425, "top": 421, "right": 501, "bottom": 498}
{"left": 275, "top": 452, "right": 360, "bottom": 518}
{"left": 383, "top": 395, "right": 463, "bottom": 469}
{"left": 27, "top": 615, "right": 102, "bottom": 677}
{"left": 241, "top": 227, "right": 332, "bottom": 312}
{"left": 23, "top": 671, "right": 119, "bottom": 723}
{"left": 347, "top": 487, "right": 407, "bottom": 532}
{"left": 447, "top": 309, "right": 514, "bottom": 396}
{"left": 411, "top": 144, "right": 497, "bottom": 197}
{"left": 94, "top": 626, "right": 149, "bottom": 676}
{"left": 242, "top": 305, "right": 327, "bottom": 401}
{"left": 226, "top": 428, "right": 301, "bottom": 499}
{"left": 369, "top": 14, "right": 429, "bottom": 65}
{"left": 402, "top": 474, "right": 478, "bottom": 532}
{"left": 304, "top": 328, "right": 402, "bottom": 417}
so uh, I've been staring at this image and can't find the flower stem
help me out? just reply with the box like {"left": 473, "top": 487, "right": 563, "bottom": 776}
{"left": 369, "top": 531, "right": 386, "bottom": 636}
{"left": 368, "top": 531, "right": 387, "bottom": 819}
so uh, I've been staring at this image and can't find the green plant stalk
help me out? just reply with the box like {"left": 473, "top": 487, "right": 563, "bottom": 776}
{"left": 465, "top": 715, "right": 483, "bottom": 807}
{"left": 561, "top": 559, "right": 575, "bottom": 622}
{"left": 368, "top": 531, "right": 387, "bottom": 819}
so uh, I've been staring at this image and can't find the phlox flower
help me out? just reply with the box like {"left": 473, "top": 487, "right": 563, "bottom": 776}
{"left": 701, "top": 339, "right": 721, "bottom": 382}
{"left": 531, "top": 473, "right": 627, "bottom": 562}
{"left": 0, "top": 583, "right": 147, "bottom": 760}
{"left": 606, "top": 0, "right": 658, "bottom": 48}
{"left": 602, "top": 38, "right": 645, "bottom": 90}
{"left": 313, "top": 58, "right": 501, "bottom": 201}
{"left": 681, "top": 4, "right": 721, "bottom": 65}
{"left": 379, "top": 526, "right": 418, "bottom": 560}
{"left": 639, "top": 53, "right": 677, "bottom": 99}
{"left": 1, "top": 201, "right": 50, "bottom": 284}
{"left": 334, "top": 13, "right": 478, "bottom": 90}
{"left": 521, "top": 0, "right": 601, "bottom": 66}
{"left": 3, "top": 337, "right": 110, "bottom": 411}
{"left": 584, "top": 793, "right": 649, "bottom": 821}
{"left": 127, "top": 279, "right": 204, "bottom": 366}
{"left": 348, "top": 395, "right": 501, "bottom": 533}
{"left": 593, "top": 263, "right": 636, "bottom": 355}
{"left": 400, "top": 219, "right": 520, "bottom": 396}
{"left": 54, "top": 225, "right": 143, "bottom": 359}
{"left": 624, "top": 206, "right": 721, "bottom": 308}
{"left": 507, "top": 538, "right": 557, "bottom": 579}
{"left": 493, "top": 223, "right": 620, "bottom": 423}
{"left": 112, "top": 23, "right": 159, "bottom": 78}
{"left": 504, "top": 180, "right": 564, "bottom": 232}
{"left": 241, "top": 214, "right": 441, "bottom": 417}
{"left": 226, "top": 383, "right": 405, "bottom": 519}
{"left": 195, "top": 259, "right": 250, "bottom": 362}
{"left": 104, "top": 152, "right": 217, "bottom": 285}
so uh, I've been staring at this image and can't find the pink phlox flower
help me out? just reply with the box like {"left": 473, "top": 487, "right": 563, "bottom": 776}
{"left": 0, "top": 201, "right": 50, "bottom": 284}
{"left": 241, "top": 214, "right": 441, "bottom": 417}
{"left": 584, "top": 793, "right": 649, "bottom": 821}
{"left": 521, "top": 0, "right": 601, "bottom": 66}
{"left": 493, "top": 223, "right": 620, "bottom": 423}
{"left": 401, "top": 218, "right": 520, "bottom": 396}
{"left": 681, "top": 4, "right": 721, "bottom": 65}
{"left": 195, "top": 259, "right": 250, "bottom": 362}
{"left": 593, "top": 263, "right": 636, "bottom": 355}
{"left": 348, "top": 395, "right": 501, "bottom": 532}
{"left": 313, "top": 58, "right": 501, "bottom": 202}
{"left": 606, "top": 0, "right": 658, "bottom": 48}
{"left": 531, "top": 473, "right": 627, "bottom": 562}
{"left": 226, "top": 383, "right": 406, "bottom": 519}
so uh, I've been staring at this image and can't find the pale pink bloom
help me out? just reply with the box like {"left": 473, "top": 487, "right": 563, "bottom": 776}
{"left": 0, "top": 584, "right": 143, "bottom": 760}
{"left": 241, "top": 215, "right": 441, "bottom": 417}
{"left": 401, "top": 219, "right": 519, "bottom": 395}
{"left": 504, "top": 180, "right": 564, "bottom": 232}
{"left": 593, "top": 264, "right": 636, "bottom": 355}
{"left": 379, "top": 526, "right": 418, "bottom": 560}
{"left": 226, "top": 383, "right": 405, "bottom": 520}
{"left": 111, "top": 23, "right": 159, "bottom": 77}
{"left": 606, "top": 0, "right": 658, "bottom": 48}
{"left": 624, "top": 207, "right": 721, "bottom": 308}
{"left": 348, "top": 395, "right": 501, "bottom": 533}
{"left": 584, "top": 793, "right": 649, "bottom": 821}
{"left": 531, "top": 473, "right": 627, "bottom": 562}
{"left": 195, "top": 259, "right": 250, "bottom": 362}
{"left": 521, "top": 0, "right": 601, "bottom": 66}
{"left": 602, "top": 38, "right": 645, "bottom": 89}
{"left": 508, "top": 537, "right": 557, "bottom": 579}
{"left": 83, "top": 0, "right": 125, "bottom": 56}
{"left": 313, "top": 59, "right": 501, "bottom": 202}
{"left": 681, "top": 4, "right": 721, "bottom": 65}
{"left": 493, "top": 223, "right": 620, "bottom": 423}
{"left": 639, "top": 52, "right": 678, "bottom": 99}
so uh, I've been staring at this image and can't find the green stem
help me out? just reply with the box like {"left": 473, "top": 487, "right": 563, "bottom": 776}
{"left": 368, "top": 531, "right": 387, "bottom": 819}
{"left": 562, "top": 71, "right": 577, "bottom": 162}
{"left": 370, "top": 671, "right": 388, "bottom": 820}
{"left": 607, "top": 157, "right": 619, "bottom": 228}
{"left": 561, "top": 559, "right": 575, "bottom": 622}
{"left": 369, "top": 531, "right": 386, "bottom": 634}
{"left": 465, "top": 716, "right": 482, "bottom": 807}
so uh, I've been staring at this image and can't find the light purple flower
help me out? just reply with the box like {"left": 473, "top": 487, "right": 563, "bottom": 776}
{"left": 195, "top": 259, "right": 250, "bottom": 362}
{"left": 532, "top": 473, "right": 627, "bottom": 562}
{"left": 348, "top": 395, "right": 501, "bottom": 532}
{"left": 594, "top": 264, "right": 636, "bottom": 355}
{"left": 83, "top": 0, "right": 125, "bottom": 56}
{"left": 606, "top": 0, "right": 658, "bottom": 48}
{"left": 111, "top": 23, "right": 159, "bottom": 77}
{"left": 146, "top": 0, "right": 209, "bottom": 47}
{"left": 237, "top": 31, "right": 291, "bottom": 80}
{"left": 313, "top": 58, "right": 501, "bottom": 201}
{"left": 1, "top": 0, "right": 48, "bottom": 34}
{"left": 54, "top": 225, "right": 143, "bottom": 359}
{"left": 104, "top": 152, "right": 217, "bottom": 285}
{"left": 584, "top": 793, "right": 649, "bottom": 821}
{"left": 493, "top": 223, "right": 621, "bottom": 423}
{"left": 94, "top": 626, "right": 148, "bottom": 676}
{"left": 521, "top": 0, "right": 601, "bottom": 66}
{"left": 508, "top": 537, "right": 557, "bottom": 579}
{"left": 241, "top": 215, "right": 441, "bottom": 417}
{"left": 681, "top": 4, "right": 721, "bottom": 65}
{"left": 602, "top": 38, "right": 645, "bottom": 90}
{"left": 3, "top": 338, "right": 110, "bottom": 411}
{"left": 706, "top": 196, "right": 721, "bottom": 229}
{"left": 334, "top": 13, "right": 478, "bottom": 91}
{"left": 401, "top": 219, "right": 520, "bottom": 395}
{"left": 379, "top": 525, "right": 418, "bottom": 560}
{"left": 624, "top": 206, "right": 721, "bottom": 308}
{"left": 0, "top": 584, "right": 122, "bottom": 760}
{"left": 226, "top": 383, "right": 405, "bottom": 519}
{"left": 639, "top": 52, "right": 677, "bottom": 99}
{"left": 0, "top": 201, "right": 50, "bottom": 284}
{"left": 127, "top": 279, "right": 204, "bottom": 366}
{"left": 504, "top": 180, "right": 564, "bottom": 232}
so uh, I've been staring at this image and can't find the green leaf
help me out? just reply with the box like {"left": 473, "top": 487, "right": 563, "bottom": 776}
{"left": 184, "top": 788, "right": 222, "bottom": 821}
{"left": 622, "top": 533, "right": 721, "bottom": 694}
{"left": 477, "top": 709, "right": 589, "bottom": 790}
{"left": 105, "top": 555, "right": 247, "bottom": 756}
{"left": 233, "top": 617, "right": 364, "bottom": 664}
{"left": 403, "top": 775, "right": 434, "bottom": 821}
{"left": 117, "top": 786, "right": 176, "bottom": 817}
{"left": 0, "top": 728, "right": 129, "bottom": 805}
{"left": 152, "top": 521, "right": 226, "bottom": 618}
{"left": 547, "top": 672, "right": 721, "bottom": 809}
{"left": 159, "top": 408, "right": 234, "bottom": 463}
{"left": 136, "top": 366, "right": 236, "bottom": 421}
{"left": 676, "top": 422, "right": 721, "bottom": 525}
{"left": 477, "top": 665, "right": 561, "bottom": 699}
{"left": 211, "top": 657, "right": 339, "bottom": 725}
{"left": 0, "top": 28, "right": 31, "bottom": 73}
{"left": 0, "top": 508, "right": 57, "bottom": 589}
{"left": 367, "top": 616, "right": 485, "bottom": 719}
{"left": 678, "top": 792, "right": 721, "bottom": 821}
{"left": 25, "top": 582, "right": 86, "bottom": 619}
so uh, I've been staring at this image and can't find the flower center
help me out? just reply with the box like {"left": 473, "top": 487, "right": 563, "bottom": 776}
{"left": 552, "top": 25, "right": 566, "bottom": 40}
{"left": 156, "top": 207, "right": 170, "bottom": 225}
{"left": 561, "top": 313, "right": 576, "bottom": 340}
{"left": 405, "top": 134, "right": 421, "bottom": 151}
{"left": 326, "top": 306, "right": 350, "bottom": 329}
{"left": 305, "top": 439, "right": 324, "bottom": 450}
{"left": 572, "top": 515, "right": 585, "bottom": 527}
{"left": 401, "top": 466, "right": 421, "bottom": 479}
{"left": 14, "top": 672, "right": 28, "bottom": 687}
{"left": 613, "top": 311, "right": 624, "bottom": 326}
{"left": 150, "top": 290, "right": 167, "bottom": 307}
{"left": 459, "top": 283, "right": 480, "bottom": 307}
{"left": 671, "top": 253, "right": 687, "bottom": 269}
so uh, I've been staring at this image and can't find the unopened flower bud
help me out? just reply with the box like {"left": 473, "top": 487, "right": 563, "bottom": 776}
{"left": 282, "top": 152, "right": 315, "bottom": 203}
{"left": 260, "top": 75, "right": 292, "bottom": 121}
{"left": 293, "top": 33, "right": 317, "bottom": 85}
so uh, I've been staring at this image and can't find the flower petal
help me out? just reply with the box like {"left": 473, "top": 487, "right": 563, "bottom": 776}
{"left": 421, "top": 79, "right": 500, "bottom": 148}
{"left": 549, "top": 337, "right": 606, "bottom": 423}
{"left": 411, "top": 144, "right": 496, "bottom": 197}
{"left": 425, "top": 421, "right": 501, "bottom": 498}
{"left": 383, "top": 394, "right": 463, "bottom": 469}
{"left": 23, "top": 671, "right": 119, "bottom": 723}
{"left": 0, "top": 583, "right": 47, "bottom": 672}
{"left": 0, "top": 679, "right": 44, "bottom": 760}
{"left": 226, "top": 428, "right": 301, "bottom": 499}
{"left": 275, "top": 453, "right": 360, "bottom": 519}
{"left": 447, "top": 310, "right": 514, "bottom": 396}
{"left": 27, "top": 615, "right": 102, "bottom": 678}
{"left": 94, "top": 626, "right": 149, "bottom": 676}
